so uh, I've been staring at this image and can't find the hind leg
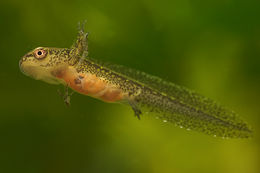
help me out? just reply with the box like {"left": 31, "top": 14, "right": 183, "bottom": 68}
{"left": 128, "top": 100, "right": 142, "bottom": 120}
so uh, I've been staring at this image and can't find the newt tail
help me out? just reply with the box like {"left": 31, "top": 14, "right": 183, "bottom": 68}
{"left": 19, "top": 23, "right": 253, "bottom": 138}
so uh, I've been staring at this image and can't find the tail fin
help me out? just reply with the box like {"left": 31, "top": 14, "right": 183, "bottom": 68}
{"left": 135, "top": 87, "right": 252, "bottom": 138}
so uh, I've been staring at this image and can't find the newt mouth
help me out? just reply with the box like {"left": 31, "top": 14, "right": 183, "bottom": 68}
{"left": 19, "top": 63, "right": 34, "bottom": 78}
{"left": 19, "top": 58, "right": 25, "bottom": 74}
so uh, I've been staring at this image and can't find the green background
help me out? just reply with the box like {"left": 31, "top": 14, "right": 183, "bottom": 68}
{"left": 0, "top": 0, "right": 259, "bottom": 172}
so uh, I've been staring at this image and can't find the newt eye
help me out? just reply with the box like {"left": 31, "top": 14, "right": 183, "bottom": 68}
{"left": 34, "top": 49, "right": 47, "bottom": 59}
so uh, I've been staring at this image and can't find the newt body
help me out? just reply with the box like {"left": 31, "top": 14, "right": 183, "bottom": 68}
{"left": 19, "top": 24, "right": 252, "bottom": 138}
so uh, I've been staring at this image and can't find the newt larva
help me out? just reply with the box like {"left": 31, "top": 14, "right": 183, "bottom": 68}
{"left": 19, "top": 23, "right": 252, "bottom": 138}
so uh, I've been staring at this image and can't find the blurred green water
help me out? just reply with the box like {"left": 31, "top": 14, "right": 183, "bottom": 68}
{"left": 0, "top": 0, "right": 259, "bottom": 173}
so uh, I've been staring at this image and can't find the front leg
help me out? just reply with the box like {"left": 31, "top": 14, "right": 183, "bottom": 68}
{"left": 58, "top": 85, "right": 74, "bottom": 106}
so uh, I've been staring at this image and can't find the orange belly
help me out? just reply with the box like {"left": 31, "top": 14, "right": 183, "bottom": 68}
{"left": 55, "top": 66, "right": 125, "bottom": 102}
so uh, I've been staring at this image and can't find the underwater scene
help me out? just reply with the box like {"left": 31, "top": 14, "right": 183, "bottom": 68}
{"left": 0, "top": 0, "right": 259, "bottom": 173}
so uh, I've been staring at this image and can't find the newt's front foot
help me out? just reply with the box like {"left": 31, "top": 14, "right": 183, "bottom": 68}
{"left": 58, "top": 85, "right": 74, "bottom": 106}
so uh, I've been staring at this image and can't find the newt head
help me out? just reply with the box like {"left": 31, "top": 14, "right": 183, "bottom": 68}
{"left": 19, "top": 47, "right": 71, "bottom": 84}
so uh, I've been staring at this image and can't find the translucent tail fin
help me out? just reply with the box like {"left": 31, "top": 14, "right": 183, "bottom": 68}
{"left": 134, "top": 86, "right": 252, "bottom": 138}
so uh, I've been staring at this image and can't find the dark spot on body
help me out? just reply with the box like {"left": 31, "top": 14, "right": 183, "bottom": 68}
{"left": 49, "top": 50, "right": 53, "bottom": 55}
{"left": 128, "top": 92, "right": 133, "bottom": 96}
{"left": 74, "top": 78, "right": 81, "bottom": 85}
{"left": 51, "top": 69, "right": 65, "bottom": 78}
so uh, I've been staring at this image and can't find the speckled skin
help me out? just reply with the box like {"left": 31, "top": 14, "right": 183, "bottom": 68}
{"left": 19, "top": 24, "right": 253, "bottom": 138}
